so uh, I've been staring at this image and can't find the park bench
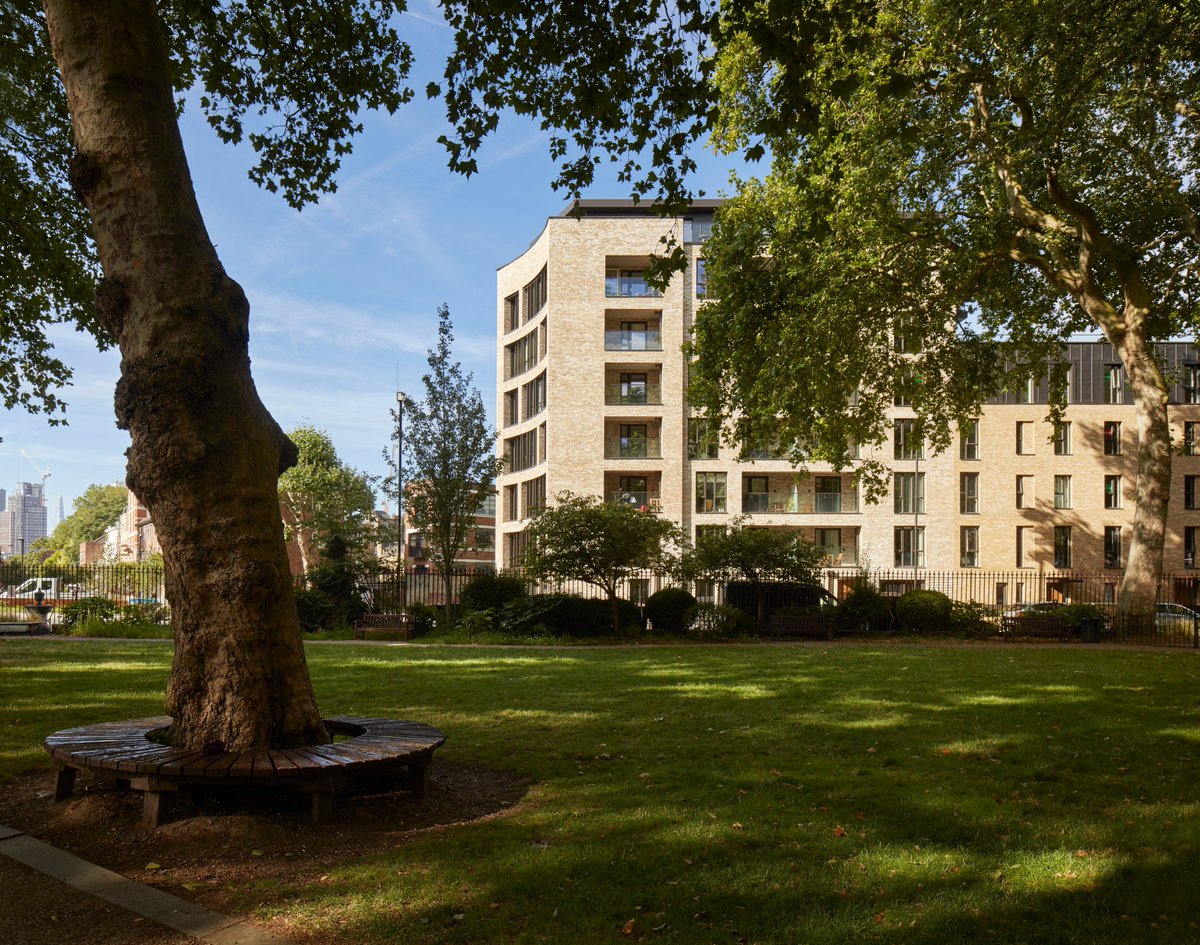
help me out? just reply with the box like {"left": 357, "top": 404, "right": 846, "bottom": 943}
{"left": 768, "top": 614, "right": 833, "bottom": 640}
{"left": 46, "top": 716, "right": 445, "bottom": 828}
{"left": 1002, "top": 614, "right": 1070, "bottom": 641}
{"left": 353, "top": 612, "right": 414, "bottom": 641}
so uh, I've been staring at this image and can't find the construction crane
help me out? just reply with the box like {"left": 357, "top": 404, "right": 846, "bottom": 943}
{"left": 18, "top": 448, "right": 50, "bottom": 489}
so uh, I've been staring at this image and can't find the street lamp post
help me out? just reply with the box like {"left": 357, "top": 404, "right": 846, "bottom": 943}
{"left": 396, "top": 391, "right": 406, "bottom": 610}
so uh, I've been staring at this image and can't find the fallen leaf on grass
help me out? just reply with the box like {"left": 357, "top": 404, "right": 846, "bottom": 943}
{"left": 731, "top": 822, "right": 745, "bottom": 831}
{"left": 833, "top": 826, "right": 847, "bottom": 837}
{"left": 622, "top": 919, "right": 636, "bottom": 935}
{"left": 144, "top": 863, "right": 162, "bottom": 871}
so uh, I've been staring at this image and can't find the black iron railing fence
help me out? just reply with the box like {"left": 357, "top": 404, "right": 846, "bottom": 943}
{"left": 5, "top": 562, "right": 1197, "bottom": 647}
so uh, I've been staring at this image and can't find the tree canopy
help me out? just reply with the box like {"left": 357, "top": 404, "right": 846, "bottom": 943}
{"left": 3, "top": 0, "right": 412, "bottom": 419}
{"left": 278, "top": 426, "right": 376, "bottom": 575}
{"left": 689, "top": 0, "right": 1199, "bottom": 611}
{"left": 689, "top": 517, "right": 826, "bottom": 624}
{"left": 523, "top": 491, "right": 681, "bottom": 634}
{"left": 33, "top": 482, "right": 128, "bottom": 566}
{"left": 393, "top": 305, "right": 501, "bottom": 624}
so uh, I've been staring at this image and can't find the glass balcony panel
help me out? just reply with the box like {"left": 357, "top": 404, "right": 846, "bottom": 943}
{"left": 740, "top": 491, "right": 860, "bottom": 514}
{"left": 605, "top": 272, "right": 662, "bottom": 298}
{"left": 605, "top": 437, "right": 663, "bottom": 459}
{"left": 605, "top": 330, "right": 663, "bottom": 351}
{"left": 606, "top": 491, "right": 661, "bottom": 509}
{"left": 605, "top": 383, "right": 662, "bottom": 405}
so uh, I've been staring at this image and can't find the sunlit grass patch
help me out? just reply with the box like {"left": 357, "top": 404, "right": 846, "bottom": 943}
{"left": 3, "top": 639, "right": 1200, "bottom": 943}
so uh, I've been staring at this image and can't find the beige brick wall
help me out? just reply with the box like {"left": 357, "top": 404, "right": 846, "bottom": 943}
{"left": 496, "top": 207, "right": 1200, "bottom": 581}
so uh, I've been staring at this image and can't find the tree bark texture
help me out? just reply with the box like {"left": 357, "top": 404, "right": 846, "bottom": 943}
{"left": 43, "top": 0, "right": 328, "bottom": 751}
{"left": 1114, "top": 334, "right": 1172, "bottom": 615}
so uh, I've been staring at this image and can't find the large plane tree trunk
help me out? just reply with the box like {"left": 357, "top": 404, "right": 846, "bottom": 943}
{"left": 1114, "top": 333, "right": 1172, "bottom": 616}
{"left": 43, "top": 0, "right": 328, "bottom": 751}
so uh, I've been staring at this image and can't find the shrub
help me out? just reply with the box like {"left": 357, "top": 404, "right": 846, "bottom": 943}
{"left": 453, "top": 609, "right": 495, "bottom": 637}
{"left": 644, "top": 587, "right": 697, "bottom": 633}
{"left": 495, "top": 594, "right": 641, "bottom": 638}
{"left": 460, "top": 572, "right": 528, "bottom": 612}
{"left": 685, "top": 603, "right": 758, "bottom": 640}
{"left": 949, "top": 601, "right": 998, "bottom": 638}
{"left": 1056, "top": 603, "right": 1107, "bottom": 636}
{"left": 293, "top": 588, "right": 334, "bottom": 632}
{"left": 119, "top": 601, "right": 170, "bottom": 625}
{"left": 405, "top": 603, "right": 438, "bottom": 638}
{"left": 58, "top": 596, "right": 119, "bottom": 628}
{"left": 895, "top": 589, "right": 953, "bottom": 633}
{"left": 835, "top": 582, "right": 890, "bottom": 634}
{"left": 308, "top": 560, "right": 368, "bottom": 628}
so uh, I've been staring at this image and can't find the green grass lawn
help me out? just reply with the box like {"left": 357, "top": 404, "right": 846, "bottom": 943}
{"left": 2, "top": 639, "right": 1199, "bottom": 944}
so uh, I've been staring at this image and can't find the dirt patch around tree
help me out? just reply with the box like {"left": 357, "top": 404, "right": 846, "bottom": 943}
{"left": 0, "top": 761, "right": 529, "bottom": 943}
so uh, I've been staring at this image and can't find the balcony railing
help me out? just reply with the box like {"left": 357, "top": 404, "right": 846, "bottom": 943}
{"left": 605, "top": 330, "right": 663, "bottom": 351}
{"left": 605, "top": 273, "right": 662, "bottom": 298}
{"left": 605, "top": 383, "right": 663, "bottom": 405}
{"left": 741, "top": 491, "right": 860, "bottom": 514}
{"left": 606, "top": 491, "right": 662, "bottom": 509}
{"left": 604, "top": 437, "right": 663, "bottom": 459}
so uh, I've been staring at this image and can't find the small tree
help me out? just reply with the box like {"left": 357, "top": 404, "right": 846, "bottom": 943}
{"left": 278, "top": 426, "right": 376, "bottom": 576}
{"left": 392, "top": 306, "right": 502, "bottom": 628}
{"left": 690, "top": 517, "right": 826, "bottom": 626}
{"left": 523, "top": 492, "right": 681, "bottom": 635}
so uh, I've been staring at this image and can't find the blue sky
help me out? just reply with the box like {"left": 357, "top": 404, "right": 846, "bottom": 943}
{"left": 0, "top": 4, "right": 743, "bottom": 524}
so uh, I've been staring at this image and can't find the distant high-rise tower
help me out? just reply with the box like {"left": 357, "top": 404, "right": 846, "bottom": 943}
{"left": 57, "top": 495, "right": 65, "bottom": 527}
{"left": 0, "top": 482, "right": 47, "bottom": 557}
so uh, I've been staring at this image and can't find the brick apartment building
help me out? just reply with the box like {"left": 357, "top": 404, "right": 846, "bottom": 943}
{"left": 494, "top": 200, "right": 1200, "bottom": 606}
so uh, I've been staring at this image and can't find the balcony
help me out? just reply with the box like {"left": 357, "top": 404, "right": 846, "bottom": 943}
{"left": 605, "top": 382, "right": 662, "bottom": 405}
{"left": 607, "top": 491, "right": 662, "bottom": 510}
{"left": 742, "top": 491, "right": 860, "bottom": 514}
{"left": 605, "top": 329, "right": 663, "bottom": 351}
{"left": 821, "top": 547, "right": 859, "bottom": 567}
{"left": 605, "top": 270, "right": 662, "bottom": 298}
{"left": 605, "top": 437, "right": 663, "bottom": 459}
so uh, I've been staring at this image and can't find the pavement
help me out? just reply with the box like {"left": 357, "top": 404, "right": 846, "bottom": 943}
{"left": 0, "top": 823, "right": 292, "bottom": 945}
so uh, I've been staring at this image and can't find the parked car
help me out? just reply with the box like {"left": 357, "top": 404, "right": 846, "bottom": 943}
{"left": 1156, "top": 602, "right": 1200, "bottom": 632}
{"left": 1003, "top": 601, "right": 1063, "bottom": 618}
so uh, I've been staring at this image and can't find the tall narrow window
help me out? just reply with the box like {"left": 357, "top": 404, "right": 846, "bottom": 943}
{"left": 1186, "top": 422, "right": 1199, "bottom": 456}
{"left": 695, "top": 472, "right": 727, "bottom": 513}
{"left": 688, "top": 418, "right": 719, "bottom": 460}
{"left": 959, "top": 420, "right": 979, "bottom": 460}
{"left": 960, "top": 526, "right": 979, "bottom": 567}
{"left": 695, "top": 258, "right": 708, "bottom": 299}
{"left": 1054, "top": 475, "right": 1072, "bottom": 509}
{"left": 1053, "top": 421, "right": 1071, "bottom": 455}
{"left": 1187, "top": 476, "right": 1199, "bottom": 510}
{"left": 893, "top": 526, "right": 925, "bottom": 567}
{"left": 1104, "top": 364, "right": 1124, "bottom": 403}
{"left": 1185, "top": 365, "right": 1200, "bottom": 404}
{"left": 503, "top": 293, "right": 519, "bottom": 332}
{"left": 1104, "top": 526, "right": 1122, "bottom": 569}
{"left": 1054, "top": 526, "right": 1072, "bottom": 568}
{"left": 893, "top": 472, "right": 925, "bottom": 514}
{"left": 1017, "top": 375, "right": 1036, "bottom": 403}
{"left": 1016, "top": 421, "right": 1034, "bottom": 455}
{"left": 1103, "top": 421, "right": 1121, "bottom": 455}
{"left": 894, "top": 419, "right": 922, "bottom": 459}
{"left": 1105, "top": 475, "right": 1122, "bottom": 509}
{"left": 1016, "top": 526, "right": 1031, "bottom": 567}
{"left": 1016, "top": 475, "right": 1033, "bottom": 509}
{"left": 960, "top": 472, "right": 979, "bottom": 514}
{"left": 1187, "top": 527, "right": 1199, "bottom": 569}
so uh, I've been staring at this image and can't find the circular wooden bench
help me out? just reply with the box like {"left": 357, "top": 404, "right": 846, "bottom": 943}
{"left": 45, "top": 716, "right": 445, "bottom": 828}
